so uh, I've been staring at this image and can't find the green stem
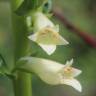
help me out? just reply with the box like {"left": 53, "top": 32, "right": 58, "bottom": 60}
{"left": 11, "top": 0, "right": 32, "bottom": 96}
{"left": 13, "top": 72, "right": 32, "bottom": 96}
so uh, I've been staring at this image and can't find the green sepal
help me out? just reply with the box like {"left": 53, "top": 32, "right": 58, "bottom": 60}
{"left": 42, "top": 0, "right": 52, "bottom": 13}
{"left": 15, "top": 0, "right": 37, "bottom": 16}
{"left": 14, "top": 0, "right": 52, "bottom": 16}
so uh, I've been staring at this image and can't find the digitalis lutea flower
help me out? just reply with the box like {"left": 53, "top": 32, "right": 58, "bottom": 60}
{"left": 20, "top": 57, "right": 82, "bottom": 92}
{"left": 28, "top": 12, "right": 69, "bottom": 55}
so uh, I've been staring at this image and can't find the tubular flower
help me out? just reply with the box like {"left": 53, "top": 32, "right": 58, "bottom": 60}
{"left": 28, "top": 12, "right": 69, "bottom": 55}
{"left": 19, "top": 57, "right": 82, "bottom": 92}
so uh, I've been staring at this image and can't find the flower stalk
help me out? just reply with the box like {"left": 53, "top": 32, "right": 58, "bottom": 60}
{"left": 13, "top": 72, "right": 32, "bottom": 96}
{"left": 11, "top": 0, "right": 32, "bottom": 96}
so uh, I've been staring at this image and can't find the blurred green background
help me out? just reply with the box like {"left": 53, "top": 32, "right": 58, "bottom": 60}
{"left": 0, "top": 0, "right": 96, "bottom": 96}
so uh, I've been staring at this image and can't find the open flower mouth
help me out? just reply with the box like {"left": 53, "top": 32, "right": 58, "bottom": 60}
{"left": 63, "top": 67, "right": 73, "bottom": 77}
{"left": 59, "top": 66, "right": 80, "bottom": 80}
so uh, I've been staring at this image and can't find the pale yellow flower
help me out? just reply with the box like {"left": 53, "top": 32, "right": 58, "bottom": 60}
{"left": 28, "top": 12, "right": 69, "bottom": 55}
{"left": 20, "top": 57, "right": 82, "bottom": 92}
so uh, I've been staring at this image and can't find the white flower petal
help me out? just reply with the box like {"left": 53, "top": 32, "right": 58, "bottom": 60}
{"left": 57, "top": 35, "right": 69, "bottom": 45}
{"left": 39, "top": 44, "right": 56, "bottom": 55}
{"left": 34, "top": 12, "right": 54, "bottom": 32}
{"left": 28, "top": 33, "right": 37, "bottom": 42}
{"left": 64, "top": 59, "right": 82, "bottom": 77}
{"left": 65, "top": 59, "right": 74, "bottom": 67}
{"left": 61, "top": 78, "right": 82, "bottom": 92}
{"left": 71, "top": 68, "right": 82, "bottom": 77}
{"left": 53, "top": 25, "right": 59, "bottom": 32}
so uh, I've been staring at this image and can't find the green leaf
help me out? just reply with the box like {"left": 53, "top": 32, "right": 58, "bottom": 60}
{"left": 0, "top": 54, "right": 8, "bottom": 75}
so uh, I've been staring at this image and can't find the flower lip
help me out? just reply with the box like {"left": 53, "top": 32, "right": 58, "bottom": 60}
{"left": 36, "top": 27, "right": 61, "bottom": 44}
{"left": 60, "top": 59, "right": 82, "bottom": 78}
{"left": 29, "top": 26, "right": 69, "bottom": 45}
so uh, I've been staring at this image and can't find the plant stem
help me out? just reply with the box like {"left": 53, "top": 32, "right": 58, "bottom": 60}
{"left": 10, "top": 0, "right": 32, "bottom": 96}
{"left": 13, "top": 72, "right": 32, "bottom": 96}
